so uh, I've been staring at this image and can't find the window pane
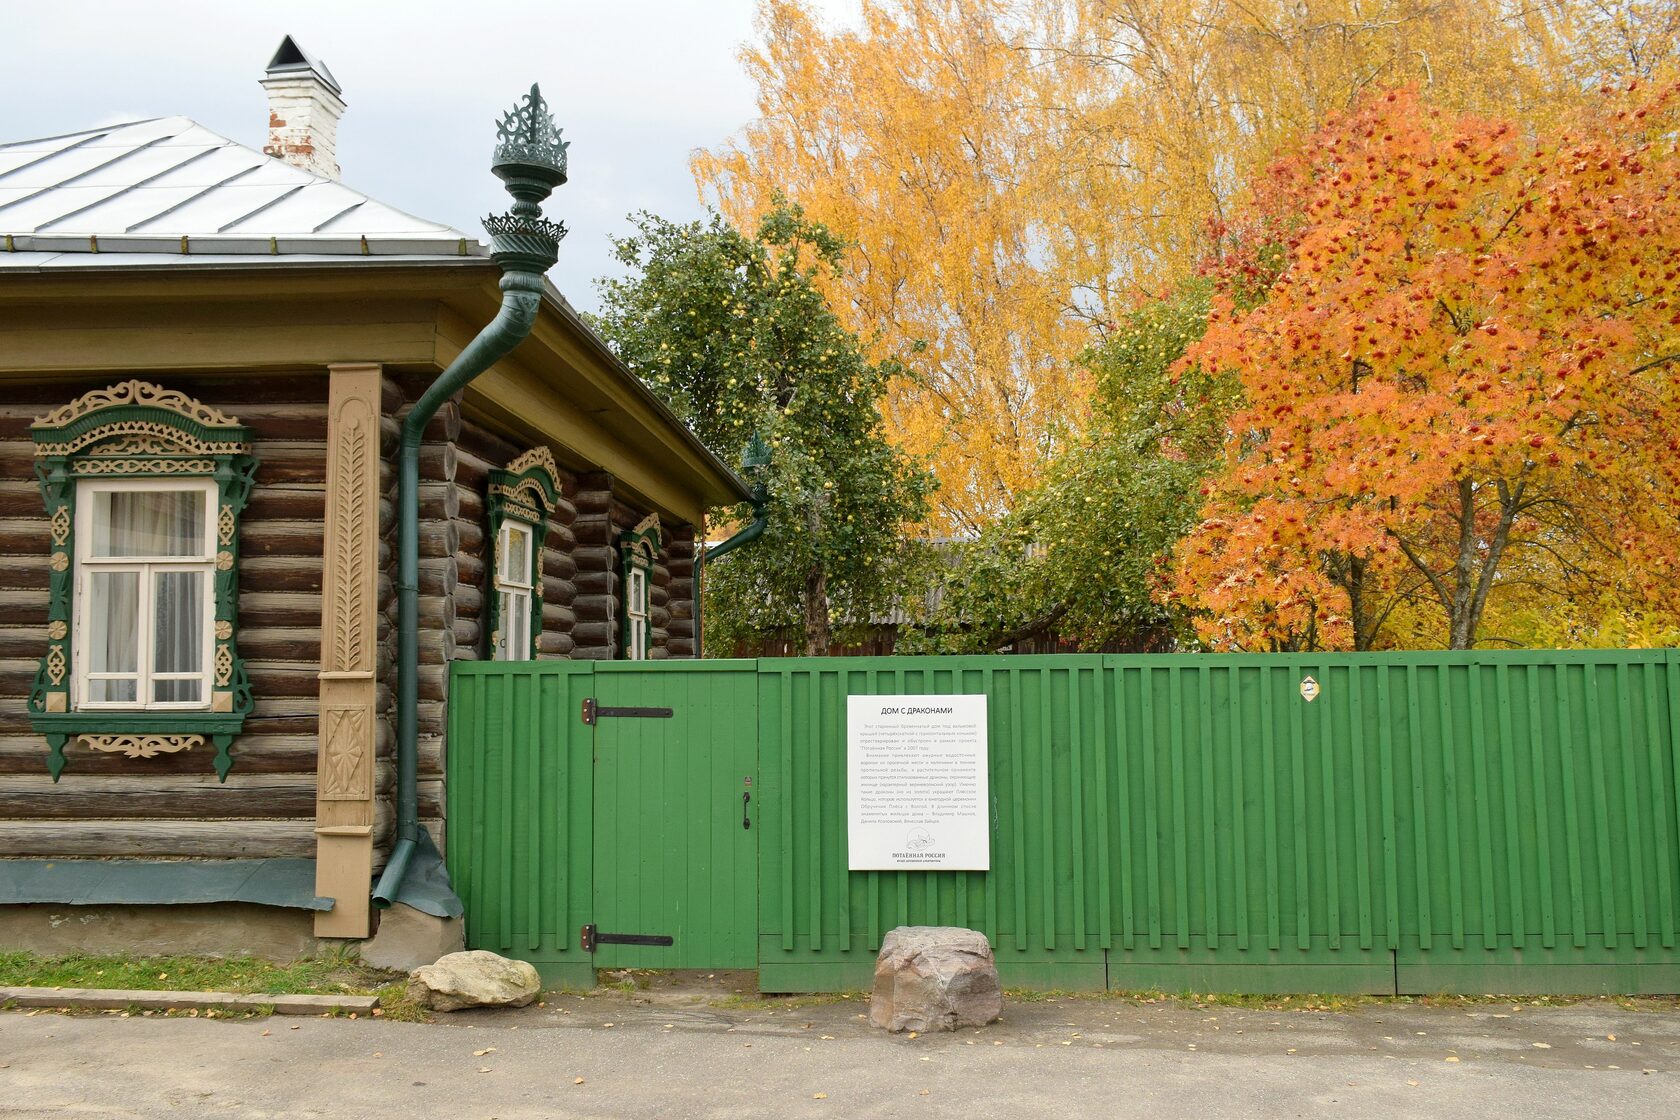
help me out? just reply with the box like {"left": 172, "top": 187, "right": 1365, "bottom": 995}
{"left": 90, "top": 490, "right": 206, "bottom": 557}
{"left": 495, "top": 590, "right": 518, "bottom": 660}
{"left": 500, "top": 522, "right": 530, "bottom": 584}
{"left": 512, "top": 594, "right": 529, "bottom": 660}
{"left": 153, "top": 679, "right": 203, "bottom": 703}
{"left": 153, "top": 571, "right": 204, "bottom": 675}
{"left": 88, "top": 571, "right": 139, "bottom": 674}
{"left": 89, "top": 679, "right": 137, "bottom": 703}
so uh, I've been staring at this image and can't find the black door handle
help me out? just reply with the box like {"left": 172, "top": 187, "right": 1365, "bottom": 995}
{"left": 742, "top": 791, "right": 752, "bottom": 830}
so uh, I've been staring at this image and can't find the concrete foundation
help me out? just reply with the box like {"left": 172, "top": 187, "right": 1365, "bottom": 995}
{"left": 0, "top": 903, "right": 331, "bottom": 961}
{"left": 359, "top": 903, "right": 464, "bottom": 971}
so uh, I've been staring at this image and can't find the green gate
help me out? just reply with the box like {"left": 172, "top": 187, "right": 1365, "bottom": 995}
{"left": 589, "top": 662, "right": 757, "bottom": 969}
{"left": 446, "top": 660, "right": 756, "bottom": 986}
{"left": 445, "top": 650, "right": 1680, "bottom": 994}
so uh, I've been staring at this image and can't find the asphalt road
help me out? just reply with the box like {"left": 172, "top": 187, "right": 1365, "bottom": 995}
{"left": 4, "top": 989, "right": 1678, "bottom": 1119}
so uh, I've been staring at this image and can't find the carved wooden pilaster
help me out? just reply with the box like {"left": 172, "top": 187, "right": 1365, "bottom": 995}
{"left": 314, "top": 363, "right": 382, "bottom": 938}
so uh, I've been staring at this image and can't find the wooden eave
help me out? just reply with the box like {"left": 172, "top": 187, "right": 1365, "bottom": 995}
{"left": 0, "top": 260, "right": 751, "bottom": 525}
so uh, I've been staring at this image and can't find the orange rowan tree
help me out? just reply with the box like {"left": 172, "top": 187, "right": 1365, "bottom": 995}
{"left": 1175, "top": 84, "right": 1680, "bottom": 650}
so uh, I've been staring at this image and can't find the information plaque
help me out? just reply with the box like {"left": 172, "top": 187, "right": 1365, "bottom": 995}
{"left": 846, "top": 694, "right": 990, "bottom": 870}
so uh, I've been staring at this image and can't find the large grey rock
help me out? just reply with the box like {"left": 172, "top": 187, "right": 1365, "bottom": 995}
{"left": 870, "top": 925, "right": 1002, "bottom": 1032}
{"left": 360, "top": 904, "right": 464, "bottom": 972}
{"left": 406, "top": 950, "right": 540, "bottom": 1012}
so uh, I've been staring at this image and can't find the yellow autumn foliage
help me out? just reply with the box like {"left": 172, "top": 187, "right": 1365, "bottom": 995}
{"left": 695, "top": 0, "right": 1679, "bottom": 533}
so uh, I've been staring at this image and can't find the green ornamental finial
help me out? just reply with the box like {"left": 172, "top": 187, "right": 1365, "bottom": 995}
{"left": 485, "top": 83, "right": 569, "bottom": 274}
{"left": 493, "top": 83, "right": 570, "bottom": 183}
{"left": 742, "top": 431, "right": 772, "bottom": 473}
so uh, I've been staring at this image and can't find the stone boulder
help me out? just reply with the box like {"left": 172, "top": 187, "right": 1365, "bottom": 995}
{"left": 405, "top": 950, "right": 541, "bottom": 1013}
{"left": 869, "top": 925, "right": 1002, "bottom": 1033}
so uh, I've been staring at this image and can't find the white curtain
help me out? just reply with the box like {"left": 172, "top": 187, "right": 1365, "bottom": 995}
{"left": 153, "top": 570, "right": 203, "bottom": 702}
{"left": 87, "top": 570, "right": 138, "bottom": 703}
{"left": 92, "top": 489, "right": 203, "bottom": 557}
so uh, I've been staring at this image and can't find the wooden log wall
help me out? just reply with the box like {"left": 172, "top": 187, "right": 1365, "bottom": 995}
{"left": 383, "top": 382, "right": 698, "bottom": 860}
{"left": 666, "top": 525, "right": 697, "bottom": 659}
{"left": 570, "top": 472, "right": 618, "bottom": 660}
{"left": 1, "top": 369, "right": 698, "bottom": 870}
{"left": 0, "top": 374, "right": 381, "bottom": 860}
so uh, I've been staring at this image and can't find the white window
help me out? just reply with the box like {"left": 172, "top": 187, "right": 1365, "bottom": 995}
{"left": 494, "top": 519, "right": 535, "bottom": 661}
{"left": 626, "top": 564, "right": 649, "bottom": 661}
{"left": 73, "top": 480, "right": 217, "bottom": 710}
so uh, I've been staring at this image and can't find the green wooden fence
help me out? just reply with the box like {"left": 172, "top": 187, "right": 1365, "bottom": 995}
{"left": 447, "top": 650, "right": 1680, "bottom": 994}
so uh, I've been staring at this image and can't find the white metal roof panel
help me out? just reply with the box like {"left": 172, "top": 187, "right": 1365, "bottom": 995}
{"left": 0, "top": 116, "right": 486, "bottom": 265}
{"left": 0, "top": 251, "right": 489, "bottom": 271}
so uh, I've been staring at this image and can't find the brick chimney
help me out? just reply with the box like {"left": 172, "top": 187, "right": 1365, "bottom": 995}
{"left": 260, "top": 35, "right": 344, "bottom": 179}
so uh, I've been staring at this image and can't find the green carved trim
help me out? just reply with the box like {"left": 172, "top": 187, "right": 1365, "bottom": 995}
{"left": 486, "top": 447, "right": 560, "bottom": 660}
{"left": 26, "top": 380, "right": 258, "bottom": 782}
{"left": 619, "top": 513, "right": 661, "bottom": 659}
{"left": 34, "top": 716, "right": 247, "bottom": 782}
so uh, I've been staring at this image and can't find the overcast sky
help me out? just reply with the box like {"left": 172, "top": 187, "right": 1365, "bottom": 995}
{"left": 0, "top": 0, "right": 858, "bottom": 311}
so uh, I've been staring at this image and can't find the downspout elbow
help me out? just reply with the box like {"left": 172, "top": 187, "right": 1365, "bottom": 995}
{"left": 398, "top": 273, "right": 544, "bottom": 454}
{"left": 699, "top": 511, "right": 767, "bottom": 568}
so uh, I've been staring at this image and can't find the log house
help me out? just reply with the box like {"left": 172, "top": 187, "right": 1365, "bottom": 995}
{"left": 0, "top": 42, "right": 747, "bottom": 955}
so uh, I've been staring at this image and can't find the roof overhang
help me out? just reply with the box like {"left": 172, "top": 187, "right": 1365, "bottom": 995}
{"left": 0, "top": 256, "right": 752, "bottom": 522}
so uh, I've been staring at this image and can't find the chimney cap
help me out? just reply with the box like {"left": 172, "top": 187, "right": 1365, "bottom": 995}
{"left": 265, "top": 35, "right": 341, "bottom": 97}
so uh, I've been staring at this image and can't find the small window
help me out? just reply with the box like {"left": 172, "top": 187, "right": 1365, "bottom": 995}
{"left": 74, "top": 480, "right": 217, "bottom": 710}
{"left": 626, "top": 565, "right": 649, "bottom": 661}
{"left": 618, "top": 513, "right": 660, "bottom": 662}
{"left": 494, "top": 519, "right": 535, "bottom": 661}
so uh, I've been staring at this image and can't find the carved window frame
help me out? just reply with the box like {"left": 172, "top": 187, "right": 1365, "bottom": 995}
{"left": 492, "top": 519, "right": 536, "bottom": 661}
{"left": 27, "top": 380, "right": 258, "bottom": 782}
{"left": 619, "top": 513, "right": 661, "bottom": 661}
{"left": 486, "top": 447, "right": 560, "bottom": 661}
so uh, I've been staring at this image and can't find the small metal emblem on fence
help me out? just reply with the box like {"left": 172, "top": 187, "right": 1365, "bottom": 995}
{"left": 1300, "top": 676, "right": 1320, "bottom": 702}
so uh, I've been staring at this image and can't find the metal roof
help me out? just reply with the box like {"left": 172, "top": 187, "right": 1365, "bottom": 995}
{"left": 0, "top": 116, "right": 483, "bottom": 266}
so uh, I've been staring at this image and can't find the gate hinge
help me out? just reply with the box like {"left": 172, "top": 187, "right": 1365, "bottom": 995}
{"left": 581, "top": 698, "right": 674, "bottom": 725}
{"left": 582, "top": 697, "right": 596, "bottom": 725}
{"left": 579, "top": 923, "right": 674, "bottom": 952}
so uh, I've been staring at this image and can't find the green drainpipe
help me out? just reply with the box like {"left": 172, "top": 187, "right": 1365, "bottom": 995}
{"left": 372, "top": 85, "right": 569, "bottom": 916}
{"left": 693, "top": 434, "right": 771, "bottom": 660}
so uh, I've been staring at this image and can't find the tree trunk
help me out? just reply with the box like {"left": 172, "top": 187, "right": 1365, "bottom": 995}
{"left": 1391, "top": 477, "right": 1526, "bottom": 650}
{"left": 802, "top": 564, "right": 832, "bottom": 656}
{"left": 800, "top": 499, "right": 832, "bottom": 656}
